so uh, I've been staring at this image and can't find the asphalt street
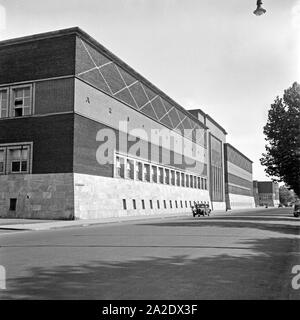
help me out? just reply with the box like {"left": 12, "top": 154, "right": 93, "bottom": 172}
{"left": 0, "top": 208, "right": 299, "bottom": 299}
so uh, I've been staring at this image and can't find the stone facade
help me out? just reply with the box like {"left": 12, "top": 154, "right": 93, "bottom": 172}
{"left": 0, "top": 173, "right": 74, "bottom": 219}
{"left": 74, "top": 173, "right": 210, "bottom": 219}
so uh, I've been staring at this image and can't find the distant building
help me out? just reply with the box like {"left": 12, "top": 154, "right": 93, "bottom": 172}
{"left": 224, "top": 143, "right": 255, "bottom": 210}
{"left": 253, "top": 181, "right": 280, "bottom": 207}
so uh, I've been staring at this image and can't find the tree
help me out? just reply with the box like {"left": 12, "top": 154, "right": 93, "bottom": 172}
{"left": 279, "top": 185, "right": 297, "bottom": 206}
{"left": 260, "top": 82, "right": 300, "bottom": 196}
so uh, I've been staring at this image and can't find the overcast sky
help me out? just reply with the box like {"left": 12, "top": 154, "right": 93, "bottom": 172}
{"left": 0, "top": 0, "right": 299, "bottom": 180}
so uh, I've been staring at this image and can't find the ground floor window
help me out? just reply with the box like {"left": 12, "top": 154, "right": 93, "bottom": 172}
{"left": 0, "top": 143, "right": 32, "bottom": 175}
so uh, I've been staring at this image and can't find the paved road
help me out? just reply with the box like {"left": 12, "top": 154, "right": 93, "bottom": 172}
{"left": 0, "top": 208, "right": 299, "bottom": 299}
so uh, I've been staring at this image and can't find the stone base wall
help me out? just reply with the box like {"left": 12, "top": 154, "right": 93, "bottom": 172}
{"left": 211, "top": 201, "right": 226, "bottom": 211}
{"left": 226, "top": 193, "right": 255, "bottom": 210}
{"left": 74, "top": 173, "right": 211, "bottom": 219}
{"left": 0, "top": 173, "right": 74, "bottom": 219}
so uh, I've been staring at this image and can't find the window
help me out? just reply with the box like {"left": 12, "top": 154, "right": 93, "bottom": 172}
{"left": 9, "top": 198, "right": 17, "bottom": 211}
{"left": 0, "top": 148, "right": 5, "bottom": 174}
{"left": 122, "top": 199, "right": 127, "bottom": 210}
{"left": 175, "top": 200, "right": 178, "bottom": 208}
{"left": 151, "top": 165, "right": 157, "bottom": 183}
{"left": 190, "top": 175, "right": 193, "bottom": 188}
{"left": 170, "top": 170, "right": 175, "bottom": 185}
{"left": 158, "top": 167, "right": 164, "bottom": 184}
{"left": 150, "top": 200, "right": 153, "bottom": 209}
{"left": 176, "top": 172, "right": 180, "bottom": 186}
{"left": 197, "top": 177, "right": 201, "bottom": 189}
{"left": 157, "top": 200, "right": 160, "bottom": 209}
{"left": 169, "top": 200, "right": 172, "bottom": 209}
{"left": 194, "top": 176, "right": 197, "bottom": 189}
{"left": 164, "top": 200, "right": 167, "bottom": 209}
{"left": 181, "top": 173, "right": 185, "bottom": 187}
{"left": 144, "top": 164, "right": 150, "bottom": 182}
{"left": 11, "top": 86, "right": 32, "bottom": 117}
{"left": 136, "top": 162, "right": 143, "bottom": 181}
{"left": 8, "top": 146, "right": 30, "bottom": 173}
{"left": 126, "top": 159, "right": 134, "bottom": 179}
{"left": 165, "top": 169, "right": 170, "bottom": 184}
{"left": 185, "top": 201, "right": 187, "bottom": 208}
{"left": 133, "top": 199, "right": 136, "bottom": 209}
{"left": 0, "top": 144, "right": 31, "bottom": 174}
{"left": 186, "top": 174, "right": 189, "bottom": 187}
{"left": 204, "top": 178, "right": 207, "bottom": 190}
{"left": 180, "top": 200, "right": 183, "bottom": 208}
{"left": 201, "top": 178, "right": 204, "bottom": 189}
{"left": 141, "top": 199, "right": 145, "bottom": 209}
{"left": 0, "top": 88, "right": 8, "bottom": 118}
{"left": 115, "top": 156, "right": 124, "bottom": 178}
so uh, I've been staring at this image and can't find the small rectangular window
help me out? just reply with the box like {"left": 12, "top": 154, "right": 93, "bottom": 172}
{"left": 175, "top": 200, "right": 178, "bottom": 208}
{"left": 157, "top": 200, "right": 160, "bottom": 209}
{"left": 164, "top": 200, "right": 167, "bottom": 209}
{"left": 9, "top": 198, "right": 17, "bottom": 211}
{"left": 180, "top": 200, "right": 183, "bottom": 208}
{"left": 122, "top": 199, "right": 127, "bottom": 210}
{"left": 185, "top": 200, "right": 187, "bottom": 208}
{"left": 190, "top": 175, "right": 193, "bottom": 188}
{"left": 141, "top": 199, "right": 145, "bottom": 209}
{"left": 169, "top": 200, "right": 172, "bottom": 209}
{"left": 150, "top": 200, "right": 153, "bottom": 209}
{"left": 133, "top": 199, "right": 136, "bottom": 209}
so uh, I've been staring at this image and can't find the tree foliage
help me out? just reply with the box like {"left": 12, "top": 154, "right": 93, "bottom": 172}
{"left": 279, "top": 185, "right": 297, "bottom": 206}
{"left": 260, "top": 82, "right": 300, "bottom": 196}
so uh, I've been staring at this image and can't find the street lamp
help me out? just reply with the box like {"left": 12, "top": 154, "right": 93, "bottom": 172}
{"left": 253, "top": 0, "right": 266, "bottom": 16}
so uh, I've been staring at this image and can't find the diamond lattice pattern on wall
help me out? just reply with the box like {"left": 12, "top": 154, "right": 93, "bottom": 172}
{"left": 76, "top": 39, "right": 204, "bottom": 144}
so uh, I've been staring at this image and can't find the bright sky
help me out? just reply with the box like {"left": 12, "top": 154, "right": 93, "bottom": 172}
{"left": 0, "top": 0, "right": 299, "bottom": 180}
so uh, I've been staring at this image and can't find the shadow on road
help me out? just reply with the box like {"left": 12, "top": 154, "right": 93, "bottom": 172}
{"left": 1, "top": 235, "right": 299, "bottom": 300}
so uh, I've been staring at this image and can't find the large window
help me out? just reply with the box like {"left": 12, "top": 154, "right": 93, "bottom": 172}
{"left": 0, "top": 143, "right": 31, "bottom": 174}
{"left": 115, "top": 156, "right": 125, "bottom": 178}
{"left": 136, "top": 161, "right": 143, "bottom": 181}
{"left": 158, "top": 167, "right": 164, "bottom": 184}
{"left": 0, "top": 148, "right": 5, "bottom": 174}
{"left": 126, "top": 159, "right": 134, "bottom": 179}
{"left": 114, "top": 153, "right": 208, "bottom": 190}
{"left": 11, "top": 85, "right": 32, "bottom": 117}
{"left": 144, "top": 164, "right": 150, "bottom": 182}
{"left": 0, "top": 88, "right": 8, "bottom": 118}
{"left": 151, "top": 165, "right": 157, "bottom": 183}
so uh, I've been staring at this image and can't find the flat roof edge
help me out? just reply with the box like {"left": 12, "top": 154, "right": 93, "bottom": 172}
{"left": 0, "top": 27, "right": 207, "bottom": 131}
{"left": 225, "top": 143, "right": 253, "bottom": 163}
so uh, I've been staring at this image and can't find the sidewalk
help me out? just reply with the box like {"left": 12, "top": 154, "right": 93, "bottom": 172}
{"left": 0, "top": 212, "right": 192, "bottom": 231}
{"left": 0, "top": 207, "right": 271, "bottom": 232}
